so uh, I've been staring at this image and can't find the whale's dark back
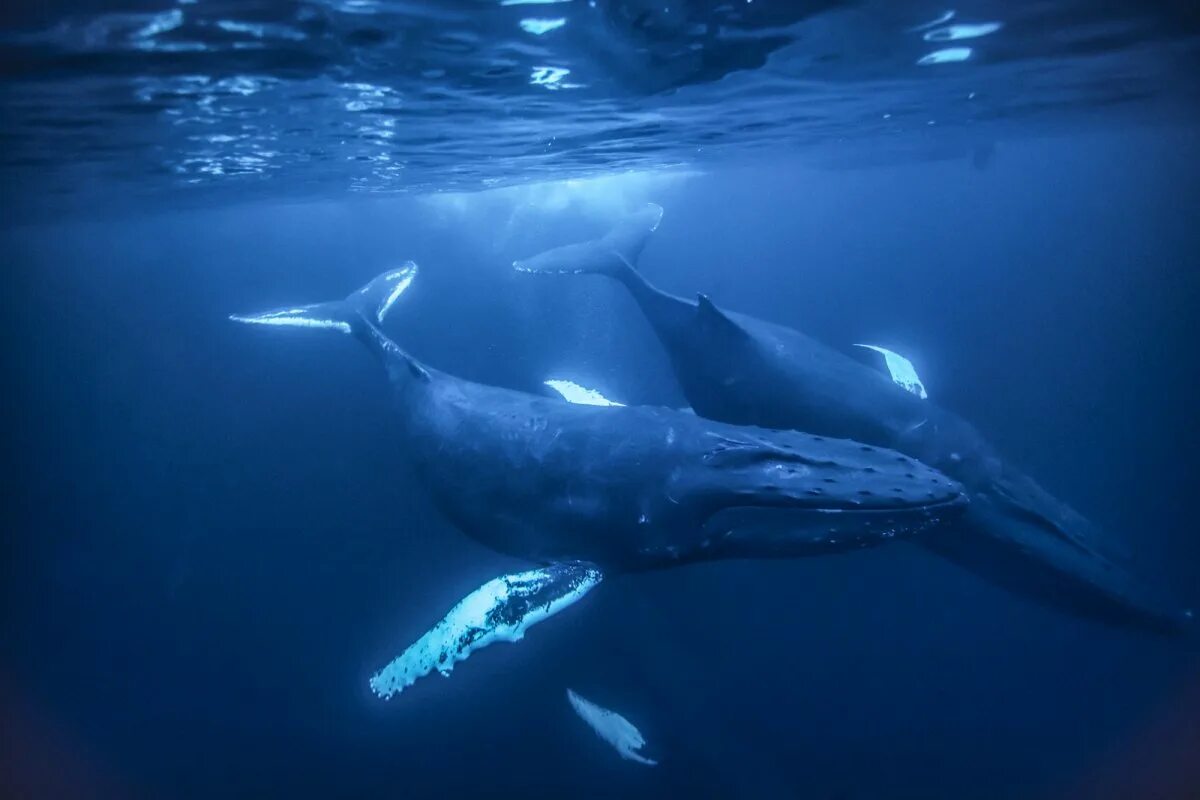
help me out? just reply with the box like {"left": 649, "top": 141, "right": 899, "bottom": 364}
{"left": 393, "top": 368, "right": 964, "bottom": 571}
{"left": 646, "top": 294, "right": 1189, "bottom": 632}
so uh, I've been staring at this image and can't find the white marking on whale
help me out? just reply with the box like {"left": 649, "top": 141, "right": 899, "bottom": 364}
{"left": 374, "top": 263, "right": 416, "bottom": 322}
{"left": 228, "top": 308, "right": 352, "bottom": 334}
{"left": 917, "top": 47, "right": 973, "bottom": 65}
{"left": 370, "top": 565, "right": 602, "bottom": 700}
{"left": 544, "top": 379, "right": 625, "bottom": 407}
{"left": 520, "top": 18, "right": 566, "bottom": 35}
{"left": 924, "top": 22, "right": 1002, "bottom": 42}
{"left": 908, "top": 10, "right": 956, "bottom": 33}
{"left": 566, "top": 689, "right": 657, "bottom": 766}
{"left": 853, "top": 344, "right": 928, "bottom": 399}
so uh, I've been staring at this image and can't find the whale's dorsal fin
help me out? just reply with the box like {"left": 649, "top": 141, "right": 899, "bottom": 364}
{"left": 544, "top": 379, "right": 625, "bottom": 407}
{"left": 853, "top": 344, "right": 928, "bottom": 399}
{"left": 695, "top": 294, "right": 748, "bottom": 339}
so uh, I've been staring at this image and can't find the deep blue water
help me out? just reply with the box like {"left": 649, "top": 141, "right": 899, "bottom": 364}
{"left": 3, "top": 2, "right": 1200, "bottom": 799}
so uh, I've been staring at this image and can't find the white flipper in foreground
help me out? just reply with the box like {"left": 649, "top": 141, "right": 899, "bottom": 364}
{"left": 369, "top": 563, "right": 603, "bottom": 700}
{"left": 544, "top": 379, "right": 625, "bottom": 407}
{"left": 853, "top": 344, "right": 929, "bottom": 399}
{"left": 567, "top": 689, "right": 657, "bottom": 766}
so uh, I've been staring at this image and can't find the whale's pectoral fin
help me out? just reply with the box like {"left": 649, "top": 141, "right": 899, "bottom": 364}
{"left": 567, "top": 689, "right": 657, "bottom": 766}
{"left": 990, "top": 467, "right": 1134, "bottom": 563}
{"left": 853, "top": 344, "right": 929, "bottom": 399}
{"left": 369, "top": 562, "right": 603, "bottom": 700}
{"left": 695, "top": 294, "right": 750, "bottom": 340}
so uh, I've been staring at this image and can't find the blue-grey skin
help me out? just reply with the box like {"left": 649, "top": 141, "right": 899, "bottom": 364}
{"left": 233, "top": 266, "right": 967, "bottom": 574}
{"left": 514, "top": 206, "right": 1190, "bottom": 633}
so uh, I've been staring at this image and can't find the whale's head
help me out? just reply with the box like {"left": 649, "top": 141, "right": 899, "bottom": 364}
{"left": 673, "top": 431, "right": 967, "bottom": 558}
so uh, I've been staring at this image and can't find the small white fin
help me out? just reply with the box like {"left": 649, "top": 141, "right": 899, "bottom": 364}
{"left": 369, "top": 563, "right": 602, "bottom": 700}
{"left": 567, "top": 689, "right": 657, "bottom": 766}
{"left": 854, "top": 344, "right": 929, "bottom": 399}
{"left": 544, "top": 379, "right": 625, "bottom": 407}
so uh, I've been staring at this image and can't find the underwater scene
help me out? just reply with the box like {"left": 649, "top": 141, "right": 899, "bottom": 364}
{"left": 2, "top": 1, "right": 1199, "bottom": 798}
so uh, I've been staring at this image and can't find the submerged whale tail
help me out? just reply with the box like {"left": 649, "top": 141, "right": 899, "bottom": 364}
{"left": 229, "top": 262, "right": 417, "bottom": 335}
{"left": 230, "top": 261, "right": 429, "bottom": 380}
{"left": 513, "top": 203, "right": 663, "bottom": 278}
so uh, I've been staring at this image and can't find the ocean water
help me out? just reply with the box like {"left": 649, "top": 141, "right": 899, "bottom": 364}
{"left": 2, "top": 2, "right": 1199, "bottom": 798}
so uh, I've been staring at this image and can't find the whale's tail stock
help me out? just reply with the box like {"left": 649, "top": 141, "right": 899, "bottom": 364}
{"left": 230, "top": 261, "right": 428, "bottom": 380}
{"left": 513, "top": 203, "right": 663, "bottom": 280}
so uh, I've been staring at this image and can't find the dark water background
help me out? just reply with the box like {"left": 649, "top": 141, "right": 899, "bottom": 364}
{"left": 3, "top": 124, "right": 1199, "bottom": 798}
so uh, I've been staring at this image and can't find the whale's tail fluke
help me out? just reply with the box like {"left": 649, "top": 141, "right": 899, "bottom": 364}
{"left": 230, "top": 262, "right": 429, "bottom": 381}
{"left": 229, "top": 262, "right": 417, "bottom": 335}
{"left": 513, "top": 203, "right": 663, "bottom": 279}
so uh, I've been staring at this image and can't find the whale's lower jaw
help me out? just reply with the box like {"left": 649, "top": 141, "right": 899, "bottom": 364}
{"left": 698, "top": 497, "right": 967, "bottom": 559}
{"left": 920, "top": 503, "right": 1191, "bottom": 635}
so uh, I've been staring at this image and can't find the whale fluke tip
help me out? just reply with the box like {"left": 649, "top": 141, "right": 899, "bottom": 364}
{"left": 513, "top": 204, "right": 663, "bottom": 278}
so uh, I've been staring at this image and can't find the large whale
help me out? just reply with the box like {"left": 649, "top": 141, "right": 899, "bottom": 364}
{"left": 231, "top": 263, "right": 967, "bottom": 697}
{"left": 514, "top": 205, "right": 1190, "bottom": 634}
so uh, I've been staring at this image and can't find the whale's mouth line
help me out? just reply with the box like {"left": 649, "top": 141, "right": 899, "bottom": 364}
{"left": 701, "top": 495, "right": 967, "bottom": 534}
{"left": 708, "top": 494, "right": 967, "bottom": 517}
{"left": 805, "top": 497, "right": 968, "bottom": 514}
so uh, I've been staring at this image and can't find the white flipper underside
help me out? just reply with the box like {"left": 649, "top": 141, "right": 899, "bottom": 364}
{"left": 567, "top": 689, "right": 657, "bottom": 766}
{"left": 370, "top": 563, "right": 603, "bottom": 700}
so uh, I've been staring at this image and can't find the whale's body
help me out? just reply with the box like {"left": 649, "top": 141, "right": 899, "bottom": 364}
{"left": 403, "top": 367, "right": 965, "bottom": 570}
{"left": 515, "top": 205, "right": 1190, "bottom": 633}
{"left": 232, "top": 263, "right": 967, "bottom": 697}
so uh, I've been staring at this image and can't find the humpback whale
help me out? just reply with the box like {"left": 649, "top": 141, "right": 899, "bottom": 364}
{"left": 515, "top": 205, "right": 1190, "bottom": 634}
{"left": 231, "top": 263, "right": 967, "bottom": 697}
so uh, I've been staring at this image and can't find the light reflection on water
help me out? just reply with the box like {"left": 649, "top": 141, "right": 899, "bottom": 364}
{"left": 0, "top": 0, "right": 1195, "bottom": 212}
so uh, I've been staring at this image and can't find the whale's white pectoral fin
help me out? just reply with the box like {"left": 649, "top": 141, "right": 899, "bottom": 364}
{"left": 567, "top": 689, "right": 657, "bottom": 766}
{"left": 544, "top": 379, "right": 626, "bottom": 407}
{"left": 854, "top": 344, "right": 929, "bottom": 399}
{"left": 369, "top": 563, "right": 603, "bottom": 700}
